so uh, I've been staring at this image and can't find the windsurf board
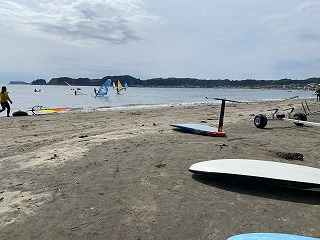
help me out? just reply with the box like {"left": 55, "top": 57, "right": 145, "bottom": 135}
{"left": 170, "top": 124, "right": 226, "bottom": 137}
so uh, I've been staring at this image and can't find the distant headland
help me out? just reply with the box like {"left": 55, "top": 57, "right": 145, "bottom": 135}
{"left": 9, "top": 75, "right": 320, "bottom": 90}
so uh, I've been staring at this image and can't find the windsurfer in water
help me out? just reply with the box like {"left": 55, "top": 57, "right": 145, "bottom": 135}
{"left": 94, "top": 88, "right": 97, "bottom": 96}
{"left": 0, "top": 86, "right": 13, "bottom": 117}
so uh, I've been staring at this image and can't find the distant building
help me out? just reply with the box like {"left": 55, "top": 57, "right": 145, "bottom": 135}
{"left": 9, "top": 81, "right": 29, "bottom": 85}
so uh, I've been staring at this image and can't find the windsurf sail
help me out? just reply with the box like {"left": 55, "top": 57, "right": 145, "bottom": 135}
{"left": 116, "top": 80, "right": 126, "bottom": 93}
{"left": 31, "top": 106, "right": 71, "bottom": 114}
{"left": 65, "top": 81, "right": 75, "bottom": 90}
{"left": 112, "top": 81, "right": 116, "bottom": 90}
{"left": 118, "top": 80, "right": 123, "bottom": 89}
{"left": 65, "top": 81, "right": 82, "bottom": 91}
{"left": 65, "top": 81, "right": 83, "bottom": 96}
{"left": 96, "top": 79, "right": 111, "bottom": 97}
{"left": 124, "top": 82, "right": 128, "bottom": 90}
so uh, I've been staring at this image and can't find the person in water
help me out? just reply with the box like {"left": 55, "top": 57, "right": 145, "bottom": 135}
{"left": 0, "top": 86, "right": 13, "bottom": 117}
{"left": 94, "top": 88, "right": 97, "bottom": 96}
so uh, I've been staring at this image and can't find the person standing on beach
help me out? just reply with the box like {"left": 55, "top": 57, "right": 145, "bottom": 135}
{"left": 316, "top": 84, "right": 320, "bottom": 101}
{"left": 0, "top": 86, "right": 13, "bottom": 117}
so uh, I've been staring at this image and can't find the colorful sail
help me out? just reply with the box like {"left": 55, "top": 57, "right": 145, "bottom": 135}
{"left": 96, "top": 79, "right": 111, "bottom": 97}
{"left": 117, "top": 80, "right": 123, "bottom": 89}
{"left": 31, "top": 105, "right": 71, "bottom": 114}
{"left": 116, "top": 80, "right": 127, "bottom": 93}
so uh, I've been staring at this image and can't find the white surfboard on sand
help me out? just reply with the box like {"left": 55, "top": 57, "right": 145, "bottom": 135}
{"left": 189, "top": 159, "right": 320, "bottom": 189}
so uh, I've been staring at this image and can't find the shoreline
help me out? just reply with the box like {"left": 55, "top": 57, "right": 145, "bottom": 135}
{"left": 1, "top": 98, "right": 320, "bottom": 239}
{"left": 8, "top": 95, "right": 314, "bottom": 116}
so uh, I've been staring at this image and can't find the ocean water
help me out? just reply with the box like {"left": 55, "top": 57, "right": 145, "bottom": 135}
{"left": 4, "top": 84, "right": 314, "bottom": 113}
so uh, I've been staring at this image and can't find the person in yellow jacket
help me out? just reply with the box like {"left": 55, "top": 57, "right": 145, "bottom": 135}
{"left": 0, "top": 86, "right": 13, "bottom": 117}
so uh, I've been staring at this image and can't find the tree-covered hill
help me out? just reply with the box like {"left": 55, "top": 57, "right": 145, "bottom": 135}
{"left": 29, "top": 76, "right": 320, "bottom": 89}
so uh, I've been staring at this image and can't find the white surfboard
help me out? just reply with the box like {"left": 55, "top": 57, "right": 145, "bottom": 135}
{"left": 189, "top": 159, "right": 320, "bottom": 189}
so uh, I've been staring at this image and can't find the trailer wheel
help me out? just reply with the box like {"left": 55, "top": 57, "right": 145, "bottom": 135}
{"left": 293, "top": 113, "right": 307, "bottom": 126}
{"left": 254, "top": 114, "right": 268, "bottom": 128}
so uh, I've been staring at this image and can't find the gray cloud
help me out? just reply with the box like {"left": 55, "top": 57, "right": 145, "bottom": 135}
{"left": 0, "top": 0, "right": 163, "bottom": 46}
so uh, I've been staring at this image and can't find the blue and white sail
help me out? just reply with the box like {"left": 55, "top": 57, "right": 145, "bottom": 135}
{"left": 96, "top": 79, "right": 111, "bottom": 97}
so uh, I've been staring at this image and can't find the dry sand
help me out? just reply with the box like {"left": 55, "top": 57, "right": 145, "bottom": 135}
{"left": 0, "top": 98, "right": 320, "bottom": 240}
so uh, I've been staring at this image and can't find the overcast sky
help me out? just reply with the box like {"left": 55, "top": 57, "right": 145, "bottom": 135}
{"left": 0, "top": 0, "right": 319, "bottom": 84}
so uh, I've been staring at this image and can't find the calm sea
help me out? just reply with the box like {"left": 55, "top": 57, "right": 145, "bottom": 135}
{"left": 5, "top": 84, "right": 314, "bottom": 113}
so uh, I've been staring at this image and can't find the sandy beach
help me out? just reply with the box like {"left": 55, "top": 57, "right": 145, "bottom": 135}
{"left": 0, "top": 98, "right": 320, "bottom": 239}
